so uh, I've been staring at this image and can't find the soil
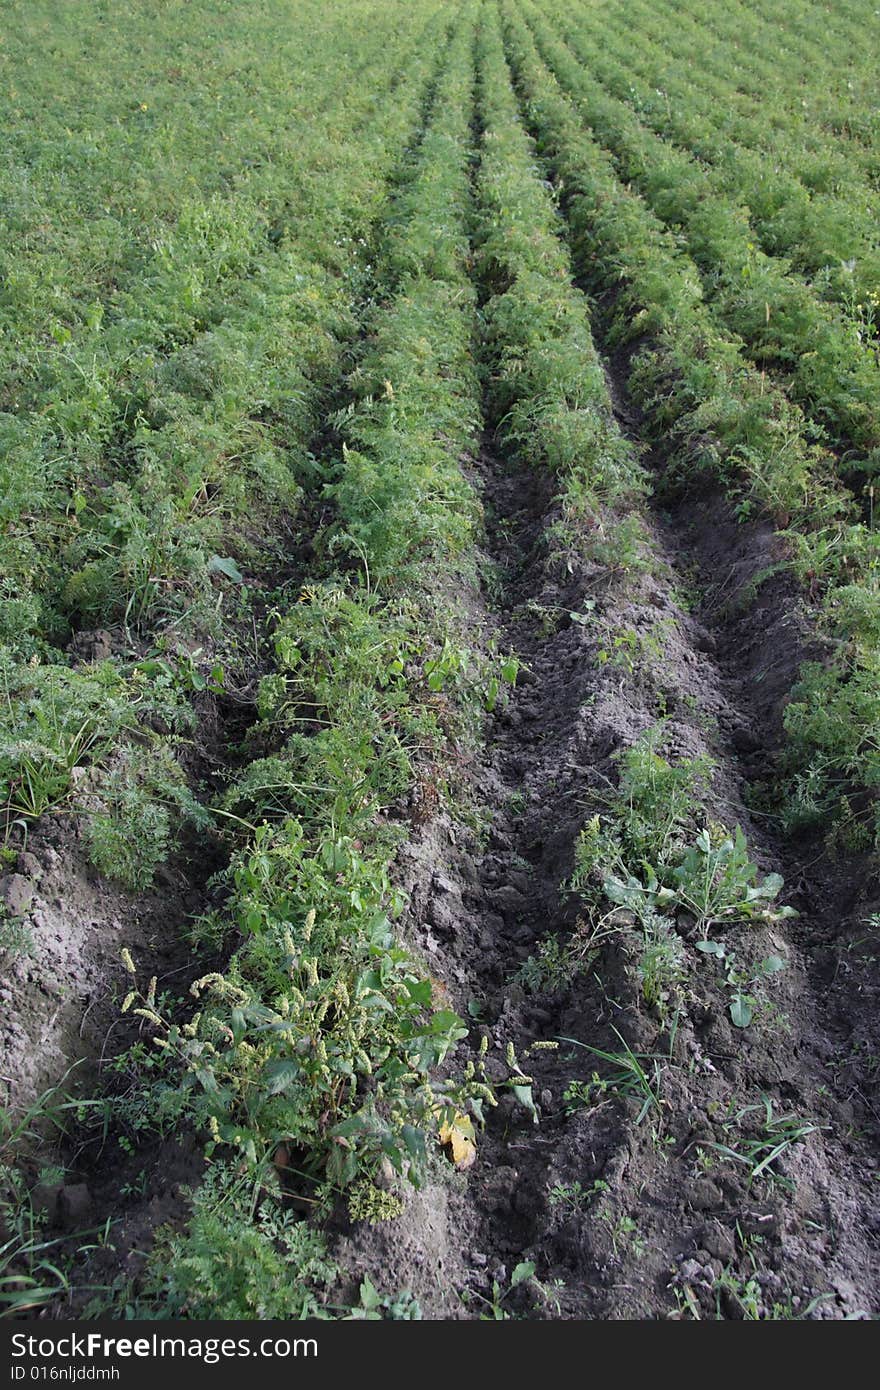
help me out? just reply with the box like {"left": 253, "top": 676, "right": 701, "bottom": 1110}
{"left": 0, "top": 822, "right": 212, "bottom": 1122}
{"left": 4, "top": 137, "right": 879, "bottom": 1328}
{"left": 8, "top": 351, "right": 880, "bottom": 1325}
{"left": 329, "top": 412, "right": 880, "bottom": 1319}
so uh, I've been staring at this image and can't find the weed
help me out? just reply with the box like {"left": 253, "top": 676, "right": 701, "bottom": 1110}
{"left": 141, "top": 1162, "right": 337, "bottom": 1320}
{"left": 548, "top": 1177, "right": 608, "bottom": 1213}
{"left": 569, "top": 728, "right": 794, "bottom": 1034}
{"left": 594, "top": 617, "right": 672, "bottom": 679}
{"left": 696, "top": 939, "right": 788, "bottom": 1028}
{"left": 0, "top": 908, "right": 35, "bottom": 961}
{"left": 671, "top": 826, "right": 797, "bottom": 935}
{"left": 601, "top": 1210, "right": 646, "bottom": 1259}
{"left": 469, "top": 1260, "right": 536, "bottom": 1321}
{"left": 560, "top": 1028, "right": 664, "bottom": 1124}
{"left": 513, "top": 933, "right": 576, "bottom": 994}
{"left": 639, "top": 917, "right": 686, "bottom": 1017}
{"left": 0, "top": 1166, "right": 69, "bottom": 1317}
{"left": 348, "top": 1276, "right": 421, "bottom": 1320}
{"left": 523, "top": 600, "right": 564, "bottom": 637}
{"left": 705, "top": 1096, "right": 820, "bottom": 1191}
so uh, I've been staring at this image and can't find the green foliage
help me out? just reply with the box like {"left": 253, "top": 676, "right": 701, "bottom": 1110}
{"left": 350, "top": 1276, "right": 422, "bottom": 1320}
{"left": 6, "top": 0, "right": 876, "bottom": 1328}
{"left": 0, "top": 649, "right": 207, "bottom": 887}
{"left": 86, "top": 744, "right": 210, "bottom": 891}
{"left": 0, "top": 0, "right": 441, "bottom": 637}
{"left": 346, "top": 1181, "right": 404, "bottom": 1225}
{"left": 474, "top": 6, "right": 647, "bottom": 558}
{"left": 782, "top": 648, "right": 880, "bottom": 845}
{"left": 523, "top": 0, "right": 880, "bottom": 466}
{"left": 638, "top": 918, "right": 685, "bottom": 1015}
{"left": 503, "top": 1, "right": 880, "bottom": 835}
{"left": 702, "top": 1096, "right": 819, "bottom": 1193}
{"left": 118, "top": 823, "right": 477, "bottom": 1193}
{"left": 541, "top": 0, "right": 880, "bottom": 305}
{"left": 143, "top": 1163, "right": 337, "bottom": 1320}
{"left": 570, "top": 727, "right": 793, "bottom": 1020}
{"left": 513, "top": 933, "right": 576, "bottom": 994}
{"left": 671, "top": 827, "right": 792, "bottom": 932}
{"left": 502, "top": 1, "right": 845, "bottom": 525}
{"left": 696, "top": 940, "right": 788, "bottom": 1029}
{"left": 0, "top": 908, "right": 35, "bottom": 962}
{"left": 101, "top": 18, "right": 492, "bottom": 1231}
{"left": 572, "top": 731, "right": 793, "bottom": 936}
{"left": 572, "top": 726, "right": 712, "bottom": 877}
{"left": 0, "top": 1165, "right": 69, "bottom": 1317}
{"left": 0, "top": 655, "right": 130, "bottom": 823}
{"left": 561, "top": 1031, "right": 664, "bottom": 1125}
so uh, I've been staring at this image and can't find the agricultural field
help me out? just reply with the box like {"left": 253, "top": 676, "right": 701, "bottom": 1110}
{"left": 1, "top": 0, "right": 878, "bottom": 1323}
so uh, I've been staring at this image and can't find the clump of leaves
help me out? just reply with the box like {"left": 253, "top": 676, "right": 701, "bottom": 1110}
{"left": 350, "top": 1276, "right": 421, "bottom": 1320}
{"left": 513, "top": 933, "right": 576, "bottom": 994}
{"left": 115, "top": 825, "right": 488, "bottom": 1195}
{"left": 346, "top": 1181, "right": 404, "bottom": 1225}
{"left": 569, "top": 727, "right": 794, "bottom": 1023}
{"left": 572, "top": 726, "right": 794, "bottom": 936}
{"left": 696, "top": 939, "right": 788, "bottom": 1028}
{"left": 0, "top": 908, "right": 36, "bottom": 962}
{"left": 86, "top": 744, "right": 210, "bottom": 891}
{"left": 0, "top": 1164, "right": 69, "bottom": 1317}
{"left": 143, "top": 1162, "right": 337, "bottom": 1320}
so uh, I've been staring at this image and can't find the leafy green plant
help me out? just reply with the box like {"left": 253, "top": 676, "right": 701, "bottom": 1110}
{"left": 474, "top": 3, "right": 646, "bottom": 557}
{"left": 696, "top": 939, "right": 788, "bottom": 1028}
{"left": 348, "top": 1276, "right": 421, "bottom": 1320}
{"left": 595, "top": 619, "right": 671, "bottom": 679}
{"left": 703, "top": 1096, "right": 819, "bottom": 1192}
{"left": 142, "top": 1162, "right": 337, "bottom": 1320}
{"left": 560, "top": 1029, "right": 664, "bottom": 1125}
{"left": 0, "top": 907, "right": 35, "bottom": 961}
{"left": 470, "top": 1260, "right": 537, "bottom": 1321}
{"left": 0, "top": 1166, "right": 69, "bottom": 1318}
{"left": 86, "top": 744, "right": 211, "bottom": 890}
{"left": 116, "top": 825, "right": 485, "bottom": 1194}
{"left": 548, "top": 1178, "right": 608, "bottom": 1212}
{"left": 638, "top": 917, "right": 685, "bottom": 1016}
{"left": 571, "top": 730, "right": 795, "bottom": 950}
{"left": 671, "top": 827, "right": 797, "bottom": 935}
{"left": 0, "top": 657, "right": 128, "bottom": 826}
{"left": 513, "top": 933, "right": 577, "bottom": 994}
{"left": 600, "top": 1210, "right": 646, "bottom": 1259}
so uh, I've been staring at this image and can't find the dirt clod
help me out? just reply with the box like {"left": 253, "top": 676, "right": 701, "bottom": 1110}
{"left": 0, "top": 873, "right": 35, "bottom": 916}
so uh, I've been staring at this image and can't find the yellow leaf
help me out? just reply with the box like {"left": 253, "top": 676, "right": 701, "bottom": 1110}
{"left": 429, "top": 975, "right": 452, "bottom": 1008}
{"left": 439, "top": 1111, "right": 476, "bottom": 1170}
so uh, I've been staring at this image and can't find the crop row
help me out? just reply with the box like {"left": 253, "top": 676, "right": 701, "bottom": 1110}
{"left": 501, "top": 0, "right": 880, "bottom": 849}
{"left": 0, "top": 3, "right": 448, "bottom": 888}
{"left": 709, "top": 0, "right": 880, "bottom": 148}
{"left": 141, "top": 0, "right": 807, "bottom": 1314}
{"left": 474, "top": 2, "right": 646, "bottom": 561}
{"left": 619, "top": 0, "right": 880, "bottom": 171}
{"left": 501, "top": 4, "right": 837, "bottom": 522}
{"left": 119, "top": 9, "right": 499, "bottom": 1317}
{"left": 104, "top": 0, "right": 685, "bottom": 1313}
{"left": 521, "top": 1, "right": 880, "bottom": 474}
{"left": 542, "top": 0, "right": 880, "bottom": 303}
{"left": 4, "top": 0, "right": 877, "bottom": 1321}
{"left": 554, "top": 0, "right": 879, "bottom": 211}
{"left": 476, "top": 4, "right": 796, "bottom": 1038}
{"left": 1, "top": 0, "right": 445, "bottom": 649}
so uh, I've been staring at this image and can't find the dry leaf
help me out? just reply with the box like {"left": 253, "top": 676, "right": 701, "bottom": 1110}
{"left": 439, "top": 1111, "right": 477, "bottom": 1169}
